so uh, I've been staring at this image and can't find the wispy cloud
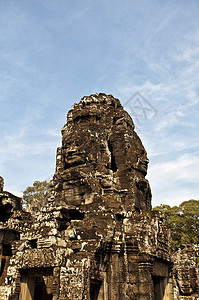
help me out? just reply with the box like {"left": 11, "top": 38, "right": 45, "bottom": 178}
{"left": 149, "top": 153, "right": 199, "bottom": 184}
{"left": 0, "top": 1, "right": 198, "bottom": 207}
{"left": 0, "top": 127, "right": 59, "bottom": 163}
{"left": 120, "top": 25, "right": 199, "bottom": 207}
{"left": 148, "top": 153, "right": 199, "bottom": 206}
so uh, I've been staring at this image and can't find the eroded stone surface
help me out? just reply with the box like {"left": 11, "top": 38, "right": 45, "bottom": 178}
{"left": 0, "top": 177, "right": 4, "bottom": 192}
{"left": 0, "top": 94, "right": 182, "bottom": 300}
{"left": 172, "top": 245, "right": 199, "bottom": 299}
{"left": 53, "top": 93, "right": 151, "bottom": 213}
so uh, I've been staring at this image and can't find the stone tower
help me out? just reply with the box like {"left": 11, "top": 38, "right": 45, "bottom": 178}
{"left": 53, "top": 93, "right": 151, "bottom": 212}
{"left": 0, "top": 94, "right": 173, "bottom": 300}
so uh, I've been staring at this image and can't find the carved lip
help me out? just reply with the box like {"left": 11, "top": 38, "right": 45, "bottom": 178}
{"left": 135, "top": 158, "right": 149, "bottom": 174}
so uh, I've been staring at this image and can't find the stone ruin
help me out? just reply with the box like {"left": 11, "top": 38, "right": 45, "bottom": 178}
{"left": 0, "top": 94, "right": 198, "bottom": 299}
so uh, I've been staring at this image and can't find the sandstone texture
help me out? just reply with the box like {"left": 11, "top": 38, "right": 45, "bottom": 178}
{"left": 172, "top": 245, "right": 199, "bottom": 299}
{"left": 0, "top": 94, "right": 197, "bottom": 299}
{"left": 53, "top": 93, "right": 151, "bottom": 213}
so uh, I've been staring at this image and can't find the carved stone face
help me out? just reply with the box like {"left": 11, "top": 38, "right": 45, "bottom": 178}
{"left": 64, "top": 146, "right": 86, "bottom": 168}
{"left": 125, "top": 134, "right": 149, "bottom": 175}
{"left": 54, "top": 94, "right": 151, "bottom": 211}
{"left": 132, "top": 149, "right": 149, "bottom": 175}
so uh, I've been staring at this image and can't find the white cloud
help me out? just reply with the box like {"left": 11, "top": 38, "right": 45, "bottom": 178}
{"left": 149, "top": 154, "right": 199, "bottom": 184}
{"left": 148, "top": 153, "right": 199, "bottom": 206}
{"left": 187, "top": 90, "right": 199, "bottom": 105}
{"left": 0, "top": 128, "right": 58, "bottom": 163}
{"left": 175, "top": 29, "right": 199, "bottom": 63}
{"left": 45, "top": 128, "right": 61, "bottom": 138}
{"left": 152, "top": 188, "right": 198, "bottom": 208}
{"left": 121, "top": 80, "right": 170, "bottom": 102}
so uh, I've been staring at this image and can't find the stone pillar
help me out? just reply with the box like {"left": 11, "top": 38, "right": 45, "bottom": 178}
{"left": 107, "top": 243, "right": 123, "bottom": 300}
{"left": 52, "top": 267, "right": 60, "bottom": 300}
{"left": 108, "top": 253, "right": 120, "bottom": 299}
{"left": 124, "top": 241, "right": 140, "bottom": 299}
{"left": 138, "top": 261, "right": 154, "bottom": 300}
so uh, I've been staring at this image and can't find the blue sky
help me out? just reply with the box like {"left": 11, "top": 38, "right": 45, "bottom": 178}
{"left": 0, "top": 0, "right": 199, "bottom": 207}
